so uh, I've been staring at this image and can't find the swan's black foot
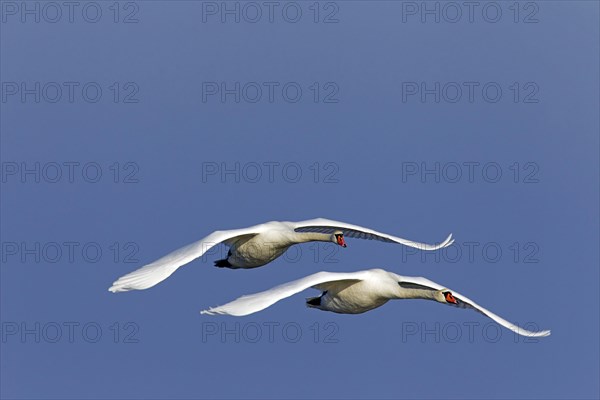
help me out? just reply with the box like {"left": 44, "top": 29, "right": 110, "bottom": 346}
{"left": 306, "top": 291, "right": 327, "bottom": 307}
{"left": 214, "top": 258, "right": 233, "bottom": 268}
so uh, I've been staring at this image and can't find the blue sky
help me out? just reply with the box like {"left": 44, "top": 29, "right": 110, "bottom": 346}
{"left": 1, "top": 1, "right": 599, "bottom": 399}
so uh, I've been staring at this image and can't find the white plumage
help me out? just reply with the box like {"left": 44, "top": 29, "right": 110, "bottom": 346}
{"left": 108, "top": 218, "right": 453, "bottom": 293}
{"left": 201, "top": 268, "right": 551, "bottom": 338}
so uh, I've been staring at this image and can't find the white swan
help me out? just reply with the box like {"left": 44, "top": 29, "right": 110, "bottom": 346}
{"left": 108, "top": 218, "right": 453, "bottom": 293}
{"left": 201, "top": 268, "right": 550, "bottom": 338}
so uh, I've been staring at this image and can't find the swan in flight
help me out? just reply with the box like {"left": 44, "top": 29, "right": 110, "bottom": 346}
{"left": 109, "top": 218, "right": 453, "bottom": 293}
{"left": 201, "top": 268, "right": 550, "bottom": 338}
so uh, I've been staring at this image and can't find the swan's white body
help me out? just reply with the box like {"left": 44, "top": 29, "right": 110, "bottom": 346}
{"left": 108, "top": 218, "right": 453, "bottom": 293}
{"left": 201, "top": 268, "right": 551, "bottom": 338}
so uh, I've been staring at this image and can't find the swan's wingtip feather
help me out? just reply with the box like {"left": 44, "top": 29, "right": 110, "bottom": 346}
{"left": 519, "top": 328, "right": 551, "bottom": 338}
{"left": 108, "top": 284, "right": 123, "bottom": 293}
{"left": 443, "top": 233, "right": 454, "bottom": 247}
{"left": 201, "top": 307, "right": 225, "bottom": 316}
{"left": 108, "top": 280, "right": 133, "bottom": 293}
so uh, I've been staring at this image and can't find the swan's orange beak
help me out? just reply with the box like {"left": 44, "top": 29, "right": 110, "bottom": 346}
{"left": 444, "top": 292, "right": 458, "bottom": 304}
{"left": 337, "top": 235, "right": 347, "bottom": 248}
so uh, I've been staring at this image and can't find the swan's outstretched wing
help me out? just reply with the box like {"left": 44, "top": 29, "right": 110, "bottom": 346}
{"left": 292, "top": 218, "right": 453, "bottom": 251}
{"left": 201, "top": 271, "right": 372, "bottom": 316}
{"left": 108, "top": 227, "right": 264, "bottom": 293}
{"left": 396, "top": 275, "right": 551, "bottom": 338}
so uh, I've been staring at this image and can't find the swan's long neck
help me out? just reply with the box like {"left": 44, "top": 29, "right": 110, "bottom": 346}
{"left": 292, "top": 232, "right": 332, "bottom": 244}
{"left": 394, "top": 287, "right": 440, "bottom": 301}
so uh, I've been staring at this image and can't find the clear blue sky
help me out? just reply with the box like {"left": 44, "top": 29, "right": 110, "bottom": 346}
{"left": 1, "top": 1, "right": 598, "bottom": 399}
